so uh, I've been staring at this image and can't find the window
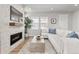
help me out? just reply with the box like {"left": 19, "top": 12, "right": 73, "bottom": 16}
{"left": 40, "top": 17, "right": 48, "bottom": 33}
{"left": 31, "top": 17, "right": 39, "bottom": 29}
{"left": 30, "top": 17, "right": 48, "bottom": 36}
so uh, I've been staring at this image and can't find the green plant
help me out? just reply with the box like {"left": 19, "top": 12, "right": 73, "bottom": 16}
{"left": 24, "top": 17, "right": 32, "bottom": 34}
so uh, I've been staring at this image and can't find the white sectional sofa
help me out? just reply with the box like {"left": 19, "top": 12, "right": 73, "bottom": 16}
{"left": 48, "top": 33, "right": 64, "bottom": 53}
{"left": 63, "top": 38, "right": 79, "bottom": 54}
{"left": 47, "top": 29, "right": 79, "bottom": 54}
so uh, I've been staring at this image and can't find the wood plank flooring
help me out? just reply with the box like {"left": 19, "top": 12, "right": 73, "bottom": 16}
{"left": 10, "top": 37, "right": 33, "bottom": 54}
{"left": 10, "top": 36, "right": 56, "bottom": 54}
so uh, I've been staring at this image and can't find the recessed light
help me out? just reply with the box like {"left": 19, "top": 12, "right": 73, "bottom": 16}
{"left": 25, "top": 7, "right": 32, "bottom": 12}
{"left": 74, "top": 4, "right": 78, "bottom": 6}
{"left": 28, "top": 8, "right": 31, "bottom": 11}
{"left": 51, "top": 8, "right": 54, "bottom": 10}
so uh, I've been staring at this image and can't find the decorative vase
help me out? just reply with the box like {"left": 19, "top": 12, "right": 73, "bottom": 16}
{"left": 37, "top": 36, "right": 40, "bottom": 40}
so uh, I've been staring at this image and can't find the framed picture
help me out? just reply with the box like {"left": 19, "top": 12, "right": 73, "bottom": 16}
{"left": 51, "top": 18, "right": 56, "bottom": 24}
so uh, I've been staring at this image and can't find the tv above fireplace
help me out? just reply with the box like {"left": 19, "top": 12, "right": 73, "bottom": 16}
{"left": 10, "top": 6, "right": 23, "bottom": 22}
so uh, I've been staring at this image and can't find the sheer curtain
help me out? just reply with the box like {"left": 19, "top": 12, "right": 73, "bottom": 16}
{"left": 40, "top": 17, "right": 48, "bottom": 37}
{"left": 29, "top": 17, "right": 48, "bottom": 36}
{"left": 29, "top": 17, "right": 40, "bottom": 36}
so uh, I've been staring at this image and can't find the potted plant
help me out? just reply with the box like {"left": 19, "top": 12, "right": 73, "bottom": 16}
{"left": 24, "top": 17, "right": 32, "bottom": 38}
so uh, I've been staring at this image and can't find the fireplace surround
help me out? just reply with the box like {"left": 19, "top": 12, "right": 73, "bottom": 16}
{"left": 10, "top": 32, "right": 22, "bottom": 45}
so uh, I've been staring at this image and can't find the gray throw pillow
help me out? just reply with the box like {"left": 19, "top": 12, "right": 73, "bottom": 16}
{"left": 67, "top": 32, "right": 79, "bottom": 39}
{"left": 49, "top": 28, "right": 56, "bottom": 34}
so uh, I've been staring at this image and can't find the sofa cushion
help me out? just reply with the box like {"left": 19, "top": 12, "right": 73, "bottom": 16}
{"left": 67, "top": 32, "right": 79, "bottom": 39}
{"left": 49, "top": 28, "right": 56, "bottom": 34}
{"left": 56, "top": 29, "right": 68, "bottom": 37}
{"left": 47, "top": 33, "right": 63, "bottom": 53}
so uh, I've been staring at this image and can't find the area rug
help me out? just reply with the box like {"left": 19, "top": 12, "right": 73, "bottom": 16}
{"left": 19, "top": 40, "right": 56, "bottom": 54}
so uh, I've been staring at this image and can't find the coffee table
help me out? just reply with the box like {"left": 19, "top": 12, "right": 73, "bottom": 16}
{"left": 29, "top": 36, "right": 45, "bottom": 52}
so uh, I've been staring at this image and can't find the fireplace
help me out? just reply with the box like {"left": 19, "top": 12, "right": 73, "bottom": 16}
{"left": 10, "top": 32, "right": 22, "bottom": 45}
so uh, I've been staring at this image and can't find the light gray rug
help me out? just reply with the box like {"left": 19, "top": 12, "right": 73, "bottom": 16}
{"left": 19, "top": 40, "right": 56, "bottom": 54}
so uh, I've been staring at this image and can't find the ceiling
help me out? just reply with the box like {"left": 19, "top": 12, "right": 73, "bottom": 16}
{"left": 24, "top": 4, "right": 79, "bottom": 13}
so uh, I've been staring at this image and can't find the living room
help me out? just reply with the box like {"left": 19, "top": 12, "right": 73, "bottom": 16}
{"left": 24, "top": 4, "right": 79, "bottom": 54}
{"left": 0, "top": 4, "right": 79, "bottom": 54}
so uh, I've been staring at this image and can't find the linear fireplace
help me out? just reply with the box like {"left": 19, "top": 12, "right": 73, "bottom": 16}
{"left": 10, "top": 32, "right": 22, "bottom": 45}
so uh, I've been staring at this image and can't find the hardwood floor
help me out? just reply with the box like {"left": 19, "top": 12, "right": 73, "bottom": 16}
{"left": 10, "top": 36, "right": 56, "bottom": 54}
{"left": 10, "top": 37, "right": 33, "bottom": 54}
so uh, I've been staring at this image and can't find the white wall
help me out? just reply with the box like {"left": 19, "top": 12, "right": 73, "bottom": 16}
{"left": 58, "top": 14, "right": 68, "bottom": 30}
{"left": 72, "top": 11, "right": 79, "bottom": 32}
{"left": 0, "top": 5, "right": 10, "bottom": 28}
{"left": 68, "top": 13, "right": 73, "bottom": 31}
{"left": 0, "top": 4, "right": 10, "bottom": 53}
{"left": 68, "top": 10, "right": 79, "bottom": 32}
{"left": 48, "top": 14, "right": 68, "bottom": 30}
